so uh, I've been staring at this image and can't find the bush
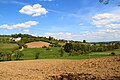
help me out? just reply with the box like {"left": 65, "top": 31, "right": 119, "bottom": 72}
{"left": 58, "top": 48, "right": 64, "bottom": 57}
{"left": 0, "top": 52, "right": 5, "bottom": 61}
{"left": 111, "top": 52, "right": 115, "bottom": 55}
{"left": 23, "top": 44, "right": 27, "bottom": 48}
{"left": 0, "top": 51, "right": 12, "bottom": 61}
{"left": 64, "top": 43, "right": 73, "bottom": 53}
{"left": 77, "top": 50, "right": 84, "bottom": 55}
{"left": 69, "top": 50, "right": 80, "bottom": 56}
{"left": 51, "top": 42, "right": 61, "bottom": 47}
{"left": 35, "top": 52, "right": 40, "bottom": 59}
{"left": 14, "top": 51, "right": 24, "bottom": 60}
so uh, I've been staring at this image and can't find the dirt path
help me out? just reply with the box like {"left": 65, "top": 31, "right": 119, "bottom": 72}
{"left": 19, "top": 46, "right": 24, "bottom": 51}
{"left": 0, "top": 56, "right": 120, "bottom": 80}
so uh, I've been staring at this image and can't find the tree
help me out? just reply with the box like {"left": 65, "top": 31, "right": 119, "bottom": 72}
{"left": 99, "top": 0, "right": 120, "bottom": 6}
{"left": 111, "top": 52, "right": 115, "bottom": 55}
{"left": 99, "top": 0, "right": 109, "bottom": 4}
{"left": 64, "top": 43, "right": 73, "bottom": 53}
{"left": 83, "top": 40, "right": 86, "bottom": 43}
{"left": 48, "top": 36, "right": 54, "bottom": 40}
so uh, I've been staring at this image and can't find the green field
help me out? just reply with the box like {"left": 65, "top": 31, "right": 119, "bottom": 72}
{"left": 0, "top": 43, "right": 120, "bottom": 60}
{"left": 0, "top": 43, "right": 18, "bottom": 52}
{"left": 21, "top": 47, "right": 120, "bottom": 60}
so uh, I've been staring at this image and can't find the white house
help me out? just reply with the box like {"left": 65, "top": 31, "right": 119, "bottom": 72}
{"left": 14, "top": 37, "right": 21, "bottom": 42}
{"left": 9, "top": 37, "right": 21, "bottom": 42}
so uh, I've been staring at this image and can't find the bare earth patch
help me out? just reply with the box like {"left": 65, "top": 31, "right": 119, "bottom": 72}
{"left": 0, "top": 56, "right": 120, "bottom": 80}
{"left": 25, "top": 41, "right": 50, "bottom": 48}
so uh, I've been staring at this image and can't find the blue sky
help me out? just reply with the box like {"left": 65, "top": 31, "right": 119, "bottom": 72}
{"left": 0, "top": 0, "right": 120, "bottom": 42}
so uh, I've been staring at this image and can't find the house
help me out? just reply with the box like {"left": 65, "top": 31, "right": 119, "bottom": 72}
{"left": 9, "top": 37, "right": 21, "bottom": 42}
{"left": 15, "top": 37, "right": 21, "bottom": 42}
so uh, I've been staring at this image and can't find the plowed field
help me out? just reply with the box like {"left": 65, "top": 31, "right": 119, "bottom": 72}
{"left": 0, "top": 56, "right": 120, "bottom": 80}
{"left": 25, "top": 41, "right": 50, "bottom": 48}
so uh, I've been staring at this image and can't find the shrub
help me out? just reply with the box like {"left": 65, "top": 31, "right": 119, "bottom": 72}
{"left": 0, "top": 52, "right": 5, "bottom": 61}
{"left": 14, "top": 51, "right": 24, "bottom": 60}
{"left": 111, "top": 52, "right": 115, "bottom": 55}
{"left": 35, "top": 52, "right": 40, "bottom": 59}
{"left": 77, "top": 50, "right": 84, "bottom": 55}
{"left": 58, "top": 48, "right": 64, "bottom": 57}
{"left": 6, "top": 52, "right": 12, "bottom": 61}
{"left": 64, "top": 43, "right": 73, "bottom": 53}
{"left": 0, "top": 51, "right": 12, "bottom": 61}
{"left": 68, "top": 50, "right": 80, "bottom": 56}
{"left": 23, "top": 44, "right": 27, "bottom": 48}
{"left": 51, "top": 42, "right": 61, "bottom": 47}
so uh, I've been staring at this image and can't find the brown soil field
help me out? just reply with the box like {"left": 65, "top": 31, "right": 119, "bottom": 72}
{"left": 25, "top": 41, "right": 50, "bottom": 48}
{"left": 0, "top": 56, "right": 120, "bottom": 80}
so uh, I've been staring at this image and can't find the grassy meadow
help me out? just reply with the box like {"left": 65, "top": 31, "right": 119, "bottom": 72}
{"left": 0, "top": 43, "right": 18, "bottom": 52}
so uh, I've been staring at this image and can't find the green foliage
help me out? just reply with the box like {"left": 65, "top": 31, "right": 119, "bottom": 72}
{"left": 48, "top": 36, "right": 54, "bottom": 40}
{"left": 0, "top": 51, "right": 12, "bottom": 61}
{"left": 64, "top": 43, "right": 73, "bottom": 53}
{"left": 111, "top": 52, "right": 115, "bottom": 55}
{"left": 51, "top": 42, "right": 61, "bottom": 47}
{"left": 69, "top": 50, "right": 80, "bottom": 56}
{"left": 11, "top": 46, "right": 19, "bottom": 52}
{"left": 14, "top": 51, "right": 24, "bottom": 60}
{"left": 35, "top": 52, "right": 40, "bottom": 59}
{"left": 83, "top": 40, "right": 86, "bottom": 43}
{"left": 77, "top": 50, "right": 84, "bottom": 55}
{"left": 58, "top": 48, "right": 64, "bottom": 57}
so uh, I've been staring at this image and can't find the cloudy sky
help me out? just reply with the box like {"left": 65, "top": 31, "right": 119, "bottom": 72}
{"left": 0, "top": 0, "right": 120, "bottom": 42}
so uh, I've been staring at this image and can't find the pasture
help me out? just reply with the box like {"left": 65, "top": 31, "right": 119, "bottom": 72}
{"left": 0, "top": 43, "right": 18, "bottom": 52}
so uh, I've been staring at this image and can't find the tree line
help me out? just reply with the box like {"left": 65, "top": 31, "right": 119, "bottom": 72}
{"left": 64, "top": 42, "right": 120, "bottom": 56}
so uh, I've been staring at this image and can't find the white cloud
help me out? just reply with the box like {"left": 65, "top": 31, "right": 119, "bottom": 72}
{"left": 44, "top": 32, "right": 72, "bottom": 39}
{"left": 88, "top": 13, "right": 120, "bottom": 41}
{"left": 42, "top": 30, "right": 120, "bottom": 42}
{"left": 19, "top": 4, "right": 48, "bottom": 17}
{"left": 107, "top": 24, "right": 120, "bottom": 29}
{"left": 0, "top": 21, "right": 39, "bottom": 29}
{"left": 92, "top": 13, "right": 120, "bottom": 28}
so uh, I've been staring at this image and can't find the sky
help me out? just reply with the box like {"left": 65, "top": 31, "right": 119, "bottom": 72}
{"left": 0, "top": 0, "right": 120, "bottom": 42}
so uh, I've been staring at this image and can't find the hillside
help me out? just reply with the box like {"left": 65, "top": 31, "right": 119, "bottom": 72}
{"left": 0, "top": 56, "right": 119, "bottom": 80}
